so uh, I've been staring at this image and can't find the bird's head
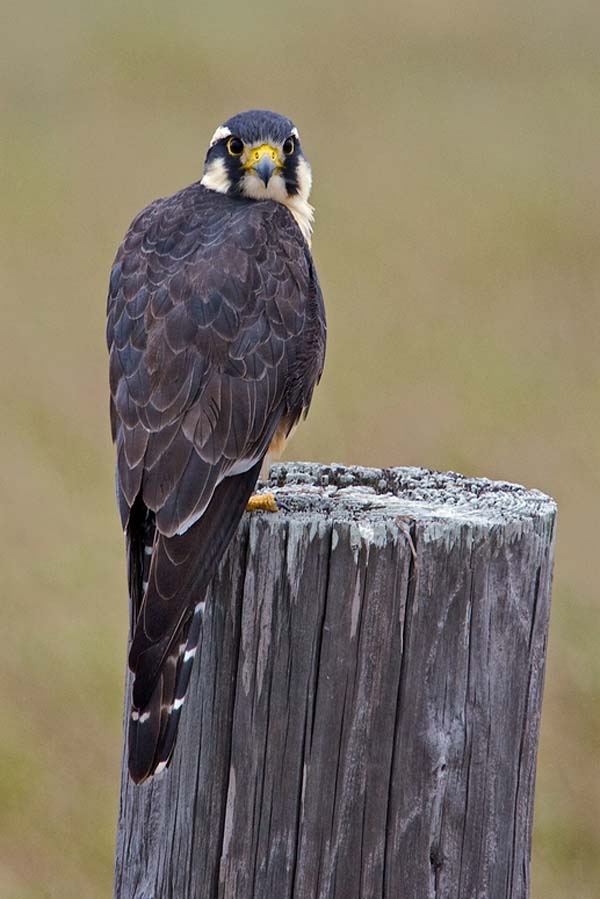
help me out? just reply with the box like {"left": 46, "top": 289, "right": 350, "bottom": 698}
{"left": 201, "top": 109, "right": 314, "bottom": 242}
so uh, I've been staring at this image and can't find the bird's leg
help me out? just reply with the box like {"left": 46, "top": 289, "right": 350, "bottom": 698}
{"left": 246, "top": 493, "right": 279, "bottom": 513}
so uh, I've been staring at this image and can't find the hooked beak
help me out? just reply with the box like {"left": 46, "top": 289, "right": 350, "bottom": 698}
{"left": 244, "top": 144, "right": 281, "bottom": 186}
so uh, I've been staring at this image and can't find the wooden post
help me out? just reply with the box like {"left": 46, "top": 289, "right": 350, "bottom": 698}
{"left": 114, "top": 463, "right": 556, "bottom": 899}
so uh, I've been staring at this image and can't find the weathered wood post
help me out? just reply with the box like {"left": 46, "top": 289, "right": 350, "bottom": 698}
{"left": 114, "top": 462, "right": 556, "bottom": 899}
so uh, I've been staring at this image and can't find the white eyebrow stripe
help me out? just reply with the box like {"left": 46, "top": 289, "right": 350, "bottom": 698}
{"left": 291, "top": 126, "right": 299, "bottom": 138}
{"left": 209, "top": 125, "right": 232, "bottom": 146}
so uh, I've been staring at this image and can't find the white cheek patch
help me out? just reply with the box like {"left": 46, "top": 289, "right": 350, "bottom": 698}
{"left": 201, "top": 157, "right": 231, "bottom": 194}
{"left": 208, "top": 125, "right": 231, "bottom": 147}
{"left": 295, "top": 158, "right": 312, "bottom": 201}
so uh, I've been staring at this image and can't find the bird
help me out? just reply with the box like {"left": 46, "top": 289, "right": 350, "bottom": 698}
{"left": 106, "top": 109, "right": 326, "bottom": 784}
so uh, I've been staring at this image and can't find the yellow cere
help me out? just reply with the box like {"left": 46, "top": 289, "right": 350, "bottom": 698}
{"left": 243, "top": 144, "right": 282, "bottom": 171}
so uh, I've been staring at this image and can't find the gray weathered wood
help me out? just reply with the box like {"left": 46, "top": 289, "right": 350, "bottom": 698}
{"left": 114, "top": 462, "right": 556, "bottom": 899}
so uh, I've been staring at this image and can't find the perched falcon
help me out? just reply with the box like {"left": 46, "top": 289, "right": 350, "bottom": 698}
{"left": 106, "top": 110, "right": 326, "bottom": 784}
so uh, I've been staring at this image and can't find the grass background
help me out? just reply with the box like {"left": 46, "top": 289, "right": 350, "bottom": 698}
{"left": 2, "top": 0, "right": 599, "bottom": 895}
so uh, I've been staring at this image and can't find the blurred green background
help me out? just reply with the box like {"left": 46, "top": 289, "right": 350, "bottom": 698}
{"left": 2, "top": 0, "right": 598, "bottom": 895}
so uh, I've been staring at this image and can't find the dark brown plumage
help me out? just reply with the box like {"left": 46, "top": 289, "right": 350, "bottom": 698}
{"left": 107, "top": 170, "right": 325, "bottom": 782}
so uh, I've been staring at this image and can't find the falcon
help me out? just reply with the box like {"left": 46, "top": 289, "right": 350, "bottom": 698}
{"left": 106, "top": 110, "right": 326, "bottom": 783}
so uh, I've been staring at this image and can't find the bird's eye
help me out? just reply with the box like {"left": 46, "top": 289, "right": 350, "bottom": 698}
{"left": 227, "top": 137, "right": 244, "bottom": 157}
{"left": 283, "top": 137, "right": 295, "bottom": 156}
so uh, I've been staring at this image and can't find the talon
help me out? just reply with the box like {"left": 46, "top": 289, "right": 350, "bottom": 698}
{"left": 246, "top": 492, "right": 279, "bottom": 513}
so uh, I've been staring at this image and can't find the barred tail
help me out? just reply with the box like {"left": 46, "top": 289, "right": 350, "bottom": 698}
{"left": 127, "top": 600, "right": 205, "bottom": 784}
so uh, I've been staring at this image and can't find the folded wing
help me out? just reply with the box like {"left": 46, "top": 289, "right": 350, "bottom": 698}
{"left": 107, "top": 185, "right": 325, "bottom": 781}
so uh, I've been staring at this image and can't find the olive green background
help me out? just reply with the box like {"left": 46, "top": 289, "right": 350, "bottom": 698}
{"left": 2, "top": 1, "right": 598, "bottom": 896}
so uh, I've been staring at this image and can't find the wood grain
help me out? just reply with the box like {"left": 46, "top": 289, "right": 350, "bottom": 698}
{"left": 114, "top": 463, "right": 556, "bottom": 899}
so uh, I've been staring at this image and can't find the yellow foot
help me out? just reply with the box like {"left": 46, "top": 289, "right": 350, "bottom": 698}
{"left": 246, "top": 492, "right": 279, "bottom": 513}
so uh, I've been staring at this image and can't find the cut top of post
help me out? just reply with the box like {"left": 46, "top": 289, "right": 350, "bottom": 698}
{"left": 264, "top": 462, "right": 556, "bottom": 542}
